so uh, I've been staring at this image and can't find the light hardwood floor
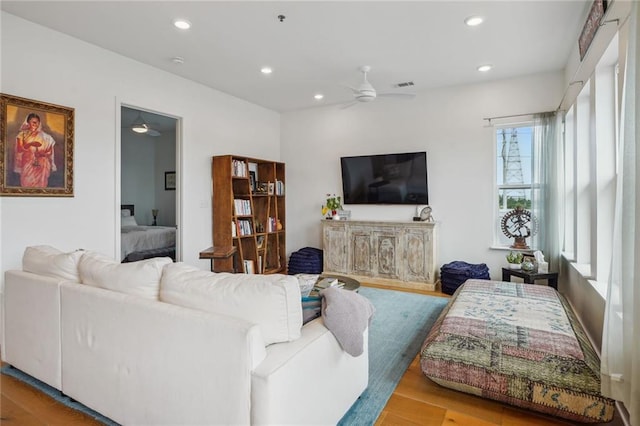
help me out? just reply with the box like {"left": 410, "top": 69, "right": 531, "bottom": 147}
{"left": 1, "top": 282, "right": 622, "bottom": 426}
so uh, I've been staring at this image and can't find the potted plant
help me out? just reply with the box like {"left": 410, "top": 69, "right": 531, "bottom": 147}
{"left": 323, "top": 194, "right": 342, "bottom": 219}
{"left": 506, "top": 251, "right": 523, "bottom": 269}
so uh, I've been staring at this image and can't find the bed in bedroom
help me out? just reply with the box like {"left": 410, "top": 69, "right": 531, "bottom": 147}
{"left": 120, "top": 204, "right": 176, "bottom": 262}
{"left": 421, "top": 279, "right": 615, "bottom": 424}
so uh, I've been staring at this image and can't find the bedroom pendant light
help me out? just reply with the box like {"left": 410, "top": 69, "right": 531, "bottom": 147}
{"left": 131, "top": 113, "right": 149, "bottom": 134}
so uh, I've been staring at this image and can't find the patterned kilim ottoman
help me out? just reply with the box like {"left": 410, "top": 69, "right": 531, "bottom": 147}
{"left": 420, "top": 279, "right": 614, "bottom": 423}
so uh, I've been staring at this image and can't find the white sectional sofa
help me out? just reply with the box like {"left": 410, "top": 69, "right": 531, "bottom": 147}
{"left": 1, "top": 246, "right": 369, "bottom": 425}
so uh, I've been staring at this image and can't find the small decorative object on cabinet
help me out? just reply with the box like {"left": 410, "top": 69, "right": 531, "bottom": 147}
{"left": 211, "top": 155, "right": 285, "bottom": 274}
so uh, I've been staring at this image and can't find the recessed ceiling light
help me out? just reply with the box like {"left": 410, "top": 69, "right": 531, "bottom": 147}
{"left": 171, "top": 56, "right": 185, "bottom": 64}
{"left": 464, "top": 16, "right": 484, "bottom": 26}
{"left": 314, "top": 94, "right": 324, "bottom": 100}
{"left": 173, "top": 19, "right": 191, "bottom": 30}
{"left": 477, "top": 64, "right": 493, "bottom": 72}
{"left": 261, "top": 67, "right": 273, "bottom": 74}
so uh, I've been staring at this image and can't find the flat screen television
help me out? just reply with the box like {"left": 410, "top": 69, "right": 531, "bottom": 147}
{"left": 340, "top": 152, "right": 429, "bottom": 205}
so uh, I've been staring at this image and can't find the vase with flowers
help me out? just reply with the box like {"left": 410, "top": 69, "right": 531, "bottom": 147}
{"left": 322, "top": 194, "right": 342, "bottom": 219}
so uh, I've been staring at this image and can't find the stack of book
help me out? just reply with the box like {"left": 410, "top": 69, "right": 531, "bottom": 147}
{"left": 304, "top": 277, "right": 345, "bottom": 300}
{"left": 315, "top": 277, "right": 344, "bottom": 289}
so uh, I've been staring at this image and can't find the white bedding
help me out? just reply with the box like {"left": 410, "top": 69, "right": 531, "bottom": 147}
{"left": 121, "top": 226, "right": 176, "bottom": 261}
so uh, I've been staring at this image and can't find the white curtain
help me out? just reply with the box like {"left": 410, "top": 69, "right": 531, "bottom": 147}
{"left": 601, "top": 2, "right": 640, "bottom": 424}
{"left": 531, "top": 112, "right": 563, "bottom": 272}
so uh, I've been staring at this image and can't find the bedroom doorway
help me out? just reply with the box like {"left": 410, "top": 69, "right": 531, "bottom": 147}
{"left": 120, "top": 106, "right": 180, "bottom": 262}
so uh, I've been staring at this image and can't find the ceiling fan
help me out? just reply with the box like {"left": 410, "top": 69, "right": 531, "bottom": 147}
{"left": 341, "top": 65, "right": 416, "bottom": 109}
{"left": 129, "top": 112, "right": 162, "bottom": 137}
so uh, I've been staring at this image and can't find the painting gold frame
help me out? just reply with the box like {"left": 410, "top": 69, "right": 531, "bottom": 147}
{"left": 1, "top": 93, "right": 74, "bottom": 196}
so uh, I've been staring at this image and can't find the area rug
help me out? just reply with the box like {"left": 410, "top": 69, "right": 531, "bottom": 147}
{"left": 338, "top": 286, "right": 449, "bottom": 425}
{"left": 1, "top": 286, "right": 448, "bottom": 426}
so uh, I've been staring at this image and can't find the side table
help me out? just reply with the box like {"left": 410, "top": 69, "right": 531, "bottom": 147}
{"left": 502, "top": 267, "right": 558, "bottom": 290}
{"left": 199, "top": 246, "right": 238, "bottom": 273}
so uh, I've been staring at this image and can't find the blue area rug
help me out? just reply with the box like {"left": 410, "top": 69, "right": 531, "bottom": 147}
{"left": 1, "top": 286, "right": 447, "bottom": 426}
{"left": 1, "top": 364, "right": 119, "bottom": 425}
{"left": 338, "top": 286, "right": 449, "bottom": 425}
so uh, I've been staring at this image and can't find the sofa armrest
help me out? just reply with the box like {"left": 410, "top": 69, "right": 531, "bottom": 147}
{"left": 251, "top": 318, "right": 369, "bottom": 425}
{"left": 2, "top": 270, "right": 66, "bottom": 390}
{"left": 60, "top": 282, "right": 266, "bottom": 425}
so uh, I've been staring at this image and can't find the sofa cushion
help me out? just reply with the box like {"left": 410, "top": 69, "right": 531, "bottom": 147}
{"left": 79, "top": 251, "right": 171, "bottom": 300}
{"left": 23, "top": 245, "right": 83, "bottom": 281}
{"left": 160, "top": 263, "right": 302, "bottom": 345}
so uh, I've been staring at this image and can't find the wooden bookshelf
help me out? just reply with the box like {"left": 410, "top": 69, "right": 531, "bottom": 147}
{"left": 211, "top": 155, "right": 286, "bottom": 274}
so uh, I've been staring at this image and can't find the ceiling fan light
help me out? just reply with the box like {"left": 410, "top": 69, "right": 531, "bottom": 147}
{"left": 132, "top": 123, "right": 148, "bottom": 133}
{"left": 131, "top": 113, "right": 149, "bottom": 133}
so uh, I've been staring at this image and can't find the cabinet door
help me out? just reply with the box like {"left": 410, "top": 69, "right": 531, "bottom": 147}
{"left": 323, "top": 223, "right": 347, "bottom": 273}
{"left": 372, "top": 230, "right": 400, "bottom": 280}
{"left": 402, "top": 227, "right": 434, "bottom": 283}
{"left": 349, "top": 227, "right": 372, "bottom": 275}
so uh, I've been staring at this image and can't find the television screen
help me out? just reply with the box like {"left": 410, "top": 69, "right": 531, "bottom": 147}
{"left": 341, "top": 152, "right": 429, "bottom": 205}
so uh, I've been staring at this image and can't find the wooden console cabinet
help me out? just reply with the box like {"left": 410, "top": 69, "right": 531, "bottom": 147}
{"left": 322, "top": 220, "right": 437, "bottom": 291}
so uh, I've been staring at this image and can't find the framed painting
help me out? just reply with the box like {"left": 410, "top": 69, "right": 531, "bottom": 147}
{"left": 578, "top": 0, "right": 608, "bottom": 61}
{"left": 1, "top": 93, "right": 74, "bottom": 196}
{"left": 165, "top": 171, "right": 176, "bottom": 190}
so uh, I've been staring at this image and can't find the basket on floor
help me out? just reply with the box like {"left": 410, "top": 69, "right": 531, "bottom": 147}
{"left": 288, "top": 247, "right": 323, "bottom": 275}
{"left": 440, "top": 261, "right": 489, "bottom": 295}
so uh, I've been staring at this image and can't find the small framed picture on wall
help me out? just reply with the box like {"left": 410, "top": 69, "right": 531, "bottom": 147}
{"left": 165, "top": 171, "right": 176, "bottom": 190}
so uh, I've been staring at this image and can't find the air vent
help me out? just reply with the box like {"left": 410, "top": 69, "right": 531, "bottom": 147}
{"left": 393, "top": 81, "right": 415, "bottom": 88}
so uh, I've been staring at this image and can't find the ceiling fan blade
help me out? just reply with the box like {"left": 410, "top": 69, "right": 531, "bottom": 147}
{"left": 339, "top": 101, "right": 359, "bottom": 110}
{"left": 146, "top": 128, "right": 162, "bottom": 137}
{"left": 377, "top": 92, "right": 416, "bottom": 99}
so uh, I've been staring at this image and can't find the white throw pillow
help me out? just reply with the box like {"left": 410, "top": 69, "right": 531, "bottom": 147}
{"left": 22, "top": 245, "right": 83, "bottom": 281}
{"left": 160, "top": 263, "right": 302, "bottom": 345}
{"left": 121, "top": 215, "right": 138, "bottom": 226}
{"left": 79, "top": 251, "right": 172, "bottom": 300}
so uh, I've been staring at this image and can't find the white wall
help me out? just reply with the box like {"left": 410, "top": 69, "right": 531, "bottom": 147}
{"left": 121, "top": 128, "right": 177, "bottom": 227}
{"left": 121, "top": 132, "right": 157, "bottom": 225}
{"left": 0, "top": 12, "right": 280, "bottom": 273}
{"left": 281, "top": 72, "right": 564, "bottom": 280}
{"left": 153, "top": 131, "right": 177, "bottom": 227}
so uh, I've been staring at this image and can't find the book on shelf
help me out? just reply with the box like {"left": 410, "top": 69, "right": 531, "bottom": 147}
{"left": 232, "top": 159, "right": 247, "bottom": 177}
{"left": 233, "top": 199, "right": 251, "bottom": 216}
{"left": 243, "top": 259, "right": 255, "bottom": 274}
{"left": 237, "top": 219, "right": 252, "bottom": 236}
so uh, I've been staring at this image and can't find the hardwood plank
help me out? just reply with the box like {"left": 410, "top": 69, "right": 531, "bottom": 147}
{"left": 377, "top": 393, "right": 446, "bottom": 426}
{"left": 443, "top": 409, "right": 501, "bottom": 426}
{"left": 1, "top": 394, "right": 44, "bottom": 426}
{"left": 1, "top": 367, "right": 102, "bottom": 425}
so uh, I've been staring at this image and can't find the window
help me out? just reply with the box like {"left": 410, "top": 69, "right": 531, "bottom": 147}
{"left": 495, "top": 125, "right": 534, "bottom": 247}
{"left": 562, "top": 33, "right": 619, "bottom": 283}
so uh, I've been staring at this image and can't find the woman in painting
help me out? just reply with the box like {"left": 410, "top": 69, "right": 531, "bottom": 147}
{"left": 14, "top": 112, "right": 57, "bottom": 187}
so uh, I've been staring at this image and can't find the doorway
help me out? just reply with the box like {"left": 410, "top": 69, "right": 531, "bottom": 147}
{"left": 120, "top": 106, "right": 180, "bottom": 261}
